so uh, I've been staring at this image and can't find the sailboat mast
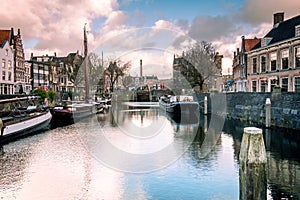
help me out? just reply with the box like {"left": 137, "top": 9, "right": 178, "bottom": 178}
{"left": 84, "top": 24, "right": 89, "bottom": 102}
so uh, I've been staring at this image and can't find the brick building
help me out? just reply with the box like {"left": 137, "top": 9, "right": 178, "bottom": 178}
{"left": 232, "top": 36, "right": 260, "bottom": 92}
{"left": 247, "top": 12, "right": 300, "bottom": 92}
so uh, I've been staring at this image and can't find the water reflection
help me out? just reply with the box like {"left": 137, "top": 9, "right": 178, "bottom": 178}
{"left": 223, "top": 119, "right": 300, "bottom": 199}
{"left": 0, "top": 141, "right": 34, "bottom": 199}
{"left": 0, "top": 107, "right": 299, "bottom": 199}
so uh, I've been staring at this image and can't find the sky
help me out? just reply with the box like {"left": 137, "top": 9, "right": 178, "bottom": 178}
{"left": 1, "top": 0, "right": 300, "bottom": 78}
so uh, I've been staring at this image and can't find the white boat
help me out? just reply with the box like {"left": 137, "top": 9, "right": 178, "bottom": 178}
{"left": 0, "top": 96, "right": 52, "bottom": 144}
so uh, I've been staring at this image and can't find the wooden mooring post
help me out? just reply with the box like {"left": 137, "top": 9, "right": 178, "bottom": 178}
{"left": 204, "top": 96, "right": 208, "bottom": 115}
{"left": 239, "top": 127, "right": 267, "bottom": 200}
{"left": 265, "top": 98, "right": 271, "bottom": 128}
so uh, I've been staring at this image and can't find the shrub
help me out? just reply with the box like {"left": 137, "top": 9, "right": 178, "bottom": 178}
{"left": 47, "top": 90, "right": 56, "bottom": 103}
{"left": 34, "top": 88, "right": 48, "bottom": 104}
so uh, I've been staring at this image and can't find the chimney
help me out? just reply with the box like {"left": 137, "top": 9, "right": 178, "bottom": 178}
{"left": 9, "top": 27, "right": 14, "bottom": 45}
{"left": 31, "top": 53, "right": 33, "bottom": 59}
{"left": 54, "top": 52, "right": 57, "bottom": 57}
{"left": 241, "top": 35, "right": 246, "bottom": 52}
{"left": 140, "top": 59, "right": 143, "bottom": 77}
{"left": 18, "top": 28, "right": 21, "bottom": 35}
{"left": 273, "top": 12, "right": 284, "bottom": 26}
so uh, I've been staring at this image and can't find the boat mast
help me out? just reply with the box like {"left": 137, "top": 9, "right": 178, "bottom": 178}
{"left": 84, "top": 24, "right": 89, "bottom": 103}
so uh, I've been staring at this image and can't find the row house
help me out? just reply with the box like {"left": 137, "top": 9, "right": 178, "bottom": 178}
{"left": 28, "top": 51, "right": 83, "bottom": 93}
{"left": 12, "top": 29, "right": 26, "bottom": 85}
{"left": 28, "top": 55, "right": 52, "bottom": 91}
{"left": 232, "top": 36, "right": 260, "bottom": 92}
{"left": 247, "top": 13, "right": 300, "bottom": 92}
{"left": 0, "top": 28, "right": 29, "bottom": 94}
{"left": 0, "top": 30, "right": 14, "bottom": 94}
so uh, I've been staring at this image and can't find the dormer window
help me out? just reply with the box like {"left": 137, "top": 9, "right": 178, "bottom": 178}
{"left": 261, "top": 37, "right": 272, "bottom": 47}
{"left": 296, "top": 25, "right": 300, "bottom": 37}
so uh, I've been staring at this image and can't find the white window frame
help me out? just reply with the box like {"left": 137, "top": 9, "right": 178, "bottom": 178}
{"left": 252, "top": 57, "right": 257, "bottom": 73}
{"left": 281, "top": 49, "right": 289, "bottom": 69}
{"left": 295, "top": 76, "right": 300, "bottom": 92}
{"left": 260, "top": 55, "right": 266, "bottom": 72}
{"left": 281, "top": 77, "right": 288, "bottom": 92}
{"left": 296, "top": 25, "right": 300, "bottom": 37}
{"left": 270, "top": 52, "right": 277, "bottom": 71}
{"left": 295, "top": 46, "right": 300, "bottom": 68}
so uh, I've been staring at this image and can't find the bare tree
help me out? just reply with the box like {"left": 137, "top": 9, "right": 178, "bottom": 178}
{"left": 104, "top": 60, "right": 131, "bottom": 92}
{"left": 122, "top": 75, "right": 134, "bottom": 89}
{"left": 181, "top": 41, "right": 221, "bottom": 91}
{"left": 88, "top": 53, "right": 104, "bottom": 93}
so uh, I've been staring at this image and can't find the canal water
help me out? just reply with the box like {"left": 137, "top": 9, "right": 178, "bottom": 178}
{"left": 0, "top": 106, "right": 299, "bottom": 199}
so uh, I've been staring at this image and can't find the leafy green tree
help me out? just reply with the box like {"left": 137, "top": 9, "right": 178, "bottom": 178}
{"left": 47, "top": 90, "right": 56, "bottom": 104}
{"left": 34, "top": 88, "right": 48, "bottom": 104}
{"left": 68, "top": 91, "right": 73, "bottom": 100}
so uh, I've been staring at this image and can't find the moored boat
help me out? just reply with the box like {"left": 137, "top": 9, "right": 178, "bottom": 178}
{"left": 159, "top": 95, "right": 199, "bottom": 116}
{"left": 0, "top": 96, "right": 52, "bottom": 144}
{"left": 50, "top": 101, "right": 100, "bottom": 124}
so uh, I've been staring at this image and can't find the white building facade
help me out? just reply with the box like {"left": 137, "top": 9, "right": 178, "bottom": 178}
{"left": 0, "top": 41, "right": 14, "bottom": 94}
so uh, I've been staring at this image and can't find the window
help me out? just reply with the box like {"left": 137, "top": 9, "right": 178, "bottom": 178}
{"left": 270, "top": 52, "right": 277, "bottom": 71}
{"left": 260, "top": 79, "right": 267, "bottom": 92}
{"left": 261, "top": 55, "right": 266, "bottom": 72}
{"left": 296, "top": 25, "right": 300, "bottom": 37}
{"left": 8, "top": 72, "right": 11, "bottom": 81}
{"left": 5, "top": 49, "right": 8, "bottom": 56}
{"left": 270, "top": 79, "right": 277, "bottom": 92}
{"left": 295, "top": 77, "right": 300, "bottom": 92}
{"left": 281, "top": 77, "right": 288, "bottom": 92}
{"left": 2, "top": 59, "right": 5, "bottom": 68}
{"left": 281, "top": 49, "right": 289, "bottom": 69}
{"left": 8, "top": 60, "right": 12, "bottom": 69}
{"left": 252, "top": 81, "right": 257, "bottom": 92}
{"left": 2, "top": 71, "right": 5, "bottom": 80}
{"left": 295, "top": 47, "right": 300, "bottom": 68}
{"left": 252, "top": 57, "right": 257, "bottom": 73}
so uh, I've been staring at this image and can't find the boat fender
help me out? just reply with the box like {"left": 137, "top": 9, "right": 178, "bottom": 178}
{"left": 0, "top": 118, "right": 3, "bottom": 136}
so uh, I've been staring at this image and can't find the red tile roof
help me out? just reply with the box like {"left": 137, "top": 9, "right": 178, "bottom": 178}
{"left": 0, "top": 29, "right": 11, "bottom": 47}
{"left": 245, "top": 38, "right": 260, "bottom": 51}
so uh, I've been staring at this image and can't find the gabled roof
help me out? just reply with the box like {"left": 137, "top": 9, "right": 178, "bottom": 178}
{"left": 245, "top": 38, "right": 261, "bottom": 51}
{"left": 252, "top": 15, "right": 300, "bottom": 50}
{"left": 0, "top": 29, "right": 11, "bottom": 48}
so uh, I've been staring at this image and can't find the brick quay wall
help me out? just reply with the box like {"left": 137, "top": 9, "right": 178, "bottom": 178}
{"left": 195, "top": 92, "right": 300, "bottom": 130}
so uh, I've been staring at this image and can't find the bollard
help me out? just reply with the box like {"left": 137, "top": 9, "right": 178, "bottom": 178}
{"left": 204, "top": 96, "right": 207, "bottom": 115}
{"left": 265, "top": 98, "right": 271, "bottom": 128}
{"left": 239, "top": 127, "right": 267, "bottom": 200}
{"left": 204, "top": 115, "right": 207, "bottom": 133}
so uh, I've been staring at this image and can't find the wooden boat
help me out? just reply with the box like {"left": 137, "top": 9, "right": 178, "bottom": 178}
{"left": 159, "top": 95, "right": 199, "bottom": 116}
{"left": 50, "top": 101, "right": 100, "bottom": 123}
{"left": 0, "top": 96, "right": 52, "bottom": 144}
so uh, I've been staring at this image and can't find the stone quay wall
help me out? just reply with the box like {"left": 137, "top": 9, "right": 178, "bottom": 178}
{"left": 195, "top": 92, "right": 300, "bottom": 130}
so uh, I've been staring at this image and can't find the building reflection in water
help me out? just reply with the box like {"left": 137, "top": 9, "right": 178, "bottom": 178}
{"left": 223, "top": 119, "right": 300, "bottom": 199}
